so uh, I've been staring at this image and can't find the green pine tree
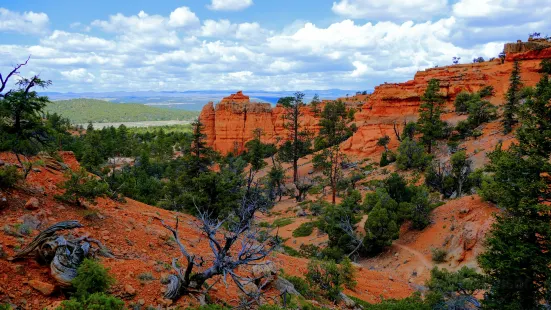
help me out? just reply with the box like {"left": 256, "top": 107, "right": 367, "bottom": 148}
{"left": 502, "top": 60, "right": 522, "bottom": 134}
{"left": 417, "top": 79, "right": 445, "bottom": 154}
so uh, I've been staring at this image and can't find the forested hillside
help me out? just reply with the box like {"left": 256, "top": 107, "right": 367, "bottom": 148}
{"left": 45, "top": 99, "right": 199, "bottom": 124}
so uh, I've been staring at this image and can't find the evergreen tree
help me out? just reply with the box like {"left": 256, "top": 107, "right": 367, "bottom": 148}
{"left": 479, "top": 60, "right": 551, "bottom": 308}
{"left": 317, "top": 100, "right": 351, "bottom": 204}
{"left": 502, "top": 60, "right": 522, "bottom": 133}
{"left": 417, "top": 79, "right": 445, "bottom": 154}
{"left": 0, "top": 77, "right": 52, "bottom": 177}
{"left": 278, "top": 92, "right": 312, "bottom": 183}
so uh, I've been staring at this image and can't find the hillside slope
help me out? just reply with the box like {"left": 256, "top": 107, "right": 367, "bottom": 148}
{"left": 0, "top": 152, "right": 412, "bottom": 309}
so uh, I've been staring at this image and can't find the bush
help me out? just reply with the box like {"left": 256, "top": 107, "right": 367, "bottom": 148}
{"left": 379, "top": 150, "right": 396, "bottom": 167}
{"left": 431, "top": 248, "right": 447, "bottom": 263}
{"left": 272, "top": 218, "right": 294, "bottom": 227}
{"left": 306, "top": 259, "right": 343, "bottom": 302}
{"left": 286, "top": 275, "right": 315, "bottom": 299}
{"left": 57, "top": 293, "right": 124, "bottom": 310}
{"left": 56, "top": 168, "right": 108, "bottom": 207}
{"left": 396, "top": 138, "right": 430, "bottom": 170}
{"left": 293, "top": 222, "right": 315, "bottom": 237}
{"left": 340, "top": 257, "right": 357, "bottom": 289}
{"left": 72, "top": 258, "right": 115, "bottom": 298}
{"left": 454, "top": 92, "right": 472, "bottom": 113}
{"left": 0, "top": 166, "right": 21, "bottom": 189}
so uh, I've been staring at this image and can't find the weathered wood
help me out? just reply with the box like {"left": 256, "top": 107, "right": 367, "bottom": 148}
{"left": 10, "top": 220, "right": 82, "bottom": 260}
{"left": 50, "top": 236, "right": 89, "bottom": 287}
{"left": 164, "top": 274, "right": 182, "bottom": 300}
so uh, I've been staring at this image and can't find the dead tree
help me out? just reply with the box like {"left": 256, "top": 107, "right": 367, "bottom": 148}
{"left": 160, "top": 186, "right": 279, "bottom": 304}
{"left": 295, "top": 178, "right": 313, "bottom": 202}
{"left": 0, "top": 56, "right": 30, "bottom": 97}
{"left": 393, "top": 120, "right": 403, "bottom": 142}
{"left": 10, "top": 220, "right": 113, "bottom": 287}
{"left": 339, "top": 216, "right": 365, "bottom": 259}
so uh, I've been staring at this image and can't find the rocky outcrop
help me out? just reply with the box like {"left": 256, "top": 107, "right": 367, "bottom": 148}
{"left": 199, "top": 91, "right": 325, "bottom": 154}
{"left": 200, "top": 42, "right": 551, "bottom": 156}
{"left": 343, "top": 44, "right": 551, "bottom": 155}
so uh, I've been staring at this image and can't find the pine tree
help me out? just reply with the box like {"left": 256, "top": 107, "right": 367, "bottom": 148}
{"left": 278, "top": 92, "right": 312, "bottom": 183}
{"left": 502, "top": 60, "right": 522, "bottom": 134}
{"left": 317, "top": 100, "right": 351, "bottom": 204}
{"left": 417, "top": 79, "right": 445, "bottom": 154}
{"left": 479, "top": 60, "right": 551, "bottom": 308}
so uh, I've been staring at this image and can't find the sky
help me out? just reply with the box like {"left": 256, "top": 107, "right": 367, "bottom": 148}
{"left": 0, "top": 0, "right": 549, "bottom": 93}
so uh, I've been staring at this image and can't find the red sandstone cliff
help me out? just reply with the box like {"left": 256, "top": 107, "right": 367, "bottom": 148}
{"left": 200, "top": 91, "right": 325, "bottom": 154}
{"left": 200, "top": 41, "right": 551, "bottom": 156}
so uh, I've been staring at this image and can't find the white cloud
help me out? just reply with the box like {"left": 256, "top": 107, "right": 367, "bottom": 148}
{"left": 61, "top": 68, "right": 95, "bottom": 82}
{"left": 168, "top": 7, "right": 200, "bottom": 28}
{"left": 207, "top": 0, "right": 253, "bottom": 11}
{"left": 332, "top": 0, "right": 449, "bottom": 21}
{"left": 2, "top": 2, "right": 547, "bottom": 93}
{"left": 0, "top": 8, "right": 49, "bottom": 34}
{"left": 41, "top": 31, "right": 116, "bottom": 51}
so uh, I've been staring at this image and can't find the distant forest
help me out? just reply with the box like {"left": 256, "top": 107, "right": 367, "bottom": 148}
{"left": 45, "top": 98, "right": 199, "bottom": 124}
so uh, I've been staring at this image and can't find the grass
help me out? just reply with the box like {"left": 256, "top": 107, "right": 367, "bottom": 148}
{"left": 272, "top": 218, "right": 294, "bottom": 228}
{"left": 293, "top": 222, "right": 316, "bottom": 237}
{"left": 46, "top": 98, "right": 199, "bottom": 124}
{"left": 127, "top": 124, "right": 193, "bottom": 134}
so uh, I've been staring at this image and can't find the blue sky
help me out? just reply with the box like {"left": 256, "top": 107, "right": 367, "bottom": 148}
{"left": 0, "top": 0, "right": 549, "bottom": 92}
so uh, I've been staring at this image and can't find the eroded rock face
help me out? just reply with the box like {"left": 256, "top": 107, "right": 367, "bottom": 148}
{"left": 343, "top": 44, "right": 551, "bottom": 156}
{"left": 200, "top": 43, "right": 551, "bottom": 156}
{"left": 199, "top": 91, "right": 324, "bottom": 154}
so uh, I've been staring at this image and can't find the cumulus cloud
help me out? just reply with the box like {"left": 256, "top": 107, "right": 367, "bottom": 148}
{"left": 0, "top": 8, "right": 49, "bottom": 34}
{"left": 0, "top": 3, "right": 545, "bottom": 92}
{"left": 207, "top": 0, "right": 254, "bottom": 11}
{"left": 332, "top": 0, "right": 449, "bottom": 21}
{"left": 61, "top": 68, "right": 95, "bottom": 82}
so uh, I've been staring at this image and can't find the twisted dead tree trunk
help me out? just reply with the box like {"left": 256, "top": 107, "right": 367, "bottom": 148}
{"left": 10, "top": 220, "right": 114, "bottom": 287}
{"left": 160, "top": 186, "right": 279, "bottom": 304}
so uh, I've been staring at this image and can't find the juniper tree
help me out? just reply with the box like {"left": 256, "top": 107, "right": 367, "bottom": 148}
{"left": 417, "top": 79, "right": 445, "bottom": 154}
{"left": 479, "top": 60, "right": 551, "bottom": 308}
{"left": 502, "top": 60, "right": 522, "bottom": 133}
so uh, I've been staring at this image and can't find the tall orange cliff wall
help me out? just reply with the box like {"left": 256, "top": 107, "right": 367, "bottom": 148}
{"left": 199, "top": 92, "right": 325, "bottom": 154}
{"left": 200, "top": 44, "right": 551, "bottom": 156}
{"left": 342, "top": 46, "right": 551, "bottom": 156}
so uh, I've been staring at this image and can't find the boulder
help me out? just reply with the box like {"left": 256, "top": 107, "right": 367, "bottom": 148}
{"left": 252, "top": 261, "right": 277, "bottom": 280}
{"left": 462, "top": 222, "right": 479, "bottom": 251}
{"left": 273, "top": 278, "right": 301, "bottom": 296}
{"left": 24, "top": 198, "right": 39, "bottom": 210}
{"left": 29, "top": 280, "right": 55, "bottom": 296}
{"left": 339, "top": 292, "right": 356, "bottom": 308}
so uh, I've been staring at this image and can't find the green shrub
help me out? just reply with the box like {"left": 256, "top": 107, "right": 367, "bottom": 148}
{"left": 306, "top": 259, "right": 343, "bottom": 302}
{"left": 0, "top": 304, "right": 13, "bottom": 310}
{"left": 454, "top": 92, "right": 472, "bottom": 113}
{"left": 56, "top": 168, "right": 109, "bottom": 207}
{"left": 431, "top": 248, "right": 447, "bottom": 263}
{"left": 293, "top": 222, "right": 315, "bottom": 237}
{"left": 396, "top": 138, "right": 430, "bottom": 170}
{"left": 272, "top": 218, "right": 294, "bottom": 228}
{"left": 72, "top": 258, "right": 115, "bottom": 297}
{"left": 286, "top": 275, "right": 315, "bottom": 299}
{"left": 0, "top": 166, "right": 21, "bottom": 189}
{"left": 57, "top": 292, "right": 124, "bottom": 310}
{"left": 282, "top": 245, "right": 301, "bottom": 257}
{"left": 340, "top": 257, "right": 357, "bottom": 289}
{"left": 379, "top": 150, "right": 396, "bottom": 167}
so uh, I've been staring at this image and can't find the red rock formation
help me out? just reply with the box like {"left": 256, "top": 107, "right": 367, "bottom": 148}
{"left": 200, "top": 91, "right": 326, "bottom": 154}
{"left": 343, "top": 44, "right": 551, "bottom": 156}
{"left": 200, "top": 42, "right": 551, "bottom": 156}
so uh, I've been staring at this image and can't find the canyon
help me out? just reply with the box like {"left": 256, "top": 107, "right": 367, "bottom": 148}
{"left": 200, "top": 40, "right": 551, "bottom": 156}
